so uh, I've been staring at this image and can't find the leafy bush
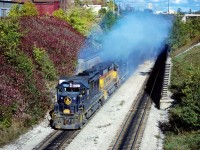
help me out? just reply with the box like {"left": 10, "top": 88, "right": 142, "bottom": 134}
{"left": 53, "top": 7, "right": 96, "bottom": 36}
{"left": 100, "top": 11, "right": 118, "bottom": 32}
{"left": 52, "top": 8, "right": 66, "bottom": 20}
{"left": 0, "top": 17, "right": 50, "bottom": 146}
{"left": 0, "top": 14, "right": 86, "bottom": 147}
{"left": 21, "top": 2, "right": 38, "bottom": 16}
{"left": 169, "top": 46, "right": 200, "bottom": 132}
{"left": 8, "top": 2, "right": 38, "bottom": 17}
{"left": 33, "top": 46, "right": 57, "bottom": 80}
{"left": 99, "top": 8, "right": 107, "bottom": 17}
{"left": 0, "top": 18, "right": 20, "bottom": 51}
{"left": 169, "top": 16, "right": 200, "bottom": 51}
{"left": 20, "top": 16, "right": 85, "bottom": 76}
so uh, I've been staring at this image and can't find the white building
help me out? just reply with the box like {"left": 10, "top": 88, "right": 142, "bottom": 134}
{"left": 155, "top": 10, "right": 164, "bottom": 14}
{"left": 83, "top": 4, "right": 102, "bottom": 14}
{"left": 169, "top": 9, "right": 176, "bottom": 14}
{"left": 148, "top": 3, "right": 153, "bottom": 10}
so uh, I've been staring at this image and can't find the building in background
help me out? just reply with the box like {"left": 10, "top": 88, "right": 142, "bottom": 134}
{"left": 0, "top": 0, "right": 75, "bottom": 17}
{"left": 34, "top": 0, "right": 60, "bottom": 15}
{"left": 0, "top": 0, "right": 23, "bottom": 17}
{"left": 148, "top": 3, "right": 152, "bottom": 10}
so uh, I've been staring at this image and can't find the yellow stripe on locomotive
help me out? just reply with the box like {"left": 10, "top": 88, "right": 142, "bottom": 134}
{"left": 99, "top": 69, "right": 119, "bottom": 90}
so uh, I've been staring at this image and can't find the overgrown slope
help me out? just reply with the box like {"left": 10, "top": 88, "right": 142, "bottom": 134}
{"left": 20, "top": 16, "right": 85, "bottom": 76}
{"left": 164, "top": 45, "right": 200, "bottom": 149}
{"left": 0, "top": 16, "right": 85, "bottom": 146}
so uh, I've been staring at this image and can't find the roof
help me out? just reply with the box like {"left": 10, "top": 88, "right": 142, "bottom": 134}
{"left": 10, "top": 0, "right": 59, "bottom": 3}
{"left": 58, "top": 61, "right": 116, "bottom": 88}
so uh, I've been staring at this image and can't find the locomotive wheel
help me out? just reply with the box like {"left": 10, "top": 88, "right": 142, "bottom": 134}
{"left": 86, "top": 110, "right": 92, "bottom": 119}
{"left": 79, "top": 122, "right": 83, "bottom": 129}
{"left": 115, "top": 82, "right": 119, "bottom": 88}
{"left": 98, "top": 101, "right": 102, "bottom": 109}
{"left": 83, "top": 114, "right": 87, "bottom": 124}
{"left": 100, "top": 99, "right": 104, "bottom": 106}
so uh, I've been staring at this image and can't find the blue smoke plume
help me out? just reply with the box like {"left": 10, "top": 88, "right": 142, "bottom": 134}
{"left": 77, "top": 12, "right": 172, "bottom": 74}
{"left": 100, "top": 13, "right": 171, "bottom": 62}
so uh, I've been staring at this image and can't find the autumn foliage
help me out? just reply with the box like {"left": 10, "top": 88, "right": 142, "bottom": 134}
{"left": 20, "top": 16, "right": 85, "bottom": 76}
{"left": 0, "top": 16, "right": 85, "bottom": 146}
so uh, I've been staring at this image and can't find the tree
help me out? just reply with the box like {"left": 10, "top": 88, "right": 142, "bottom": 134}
{"left": 74, "top": 0, "right": 82, "bottom": 6}
{"left": 100, "top": 11, "right": 118, "bottom": 32}
{"left": 20, "top": 2, "right": 38, "bottom": 16}
{"left": 177, "top": 8, "right": 184, "bottom": 15}
{"left": 53, "top": 7, "right": 96, "bottom": 36}
{"left": 8, "top": 4, "right": 21, "bottom": 17}
{"left": 52, "top": 9, "right": 66, "bottom": 20}
{"left": 107, "top": 0, "right": 117, "bottom": 13}
{"left": 98, "top": 8, "right": 107, "bottom": 17}
{"left": 168, "top": 16, "right": 200, "bottom": 50}
{"left": 8, "top": 2, "right": 38, "bottom": 17}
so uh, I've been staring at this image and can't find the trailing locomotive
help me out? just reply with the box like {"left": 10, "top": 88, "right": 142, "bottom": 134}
{"left": 52, "top": 61, "right": 120, "bottom": 129}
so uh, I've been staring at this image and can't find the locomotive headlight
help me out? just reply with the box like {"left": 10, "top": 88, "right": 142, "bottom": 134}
{"left": 64, "top": 97, "right": 72, "bottom": 105}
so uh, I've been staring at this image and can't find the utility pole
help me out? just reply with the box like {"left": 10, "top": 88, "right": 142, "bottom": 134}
{"left": 168, "top": 0, "right": 169, "bottom": 14}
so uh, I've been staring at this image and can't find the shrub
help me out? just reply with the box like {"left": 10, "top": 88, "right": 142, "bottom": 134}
{"left": 21, "top": 2, "right": 38, "bottom": 16}
{"left": 53, "top": 7, "right": 96, "bottom": 36}
{"left": 20, "top": 16, "right": 85, "bottom": 76}
{"left": 0, "top": 18, "right": 20, "bottom": 51}
{"left": 169, "top": 46, "right": 200, "bottom": 132}
{"left": 0, "top": 17, "right": 51, "bottom": 146}
{"left": 8, "top": 4, "right": 21, "bottom": 17}
{"left": 52, "top": 8, "right": 66, "bottom": 20}
{"left": 8, "top": 2, "right": 38, "bottom": 17}
{"left": 99, "top": 8, "right": 107, "bottom": 17}
{"left": 100, "top": 11, "right": 118, "bottom": 32}
{"left": 169, "top": 16, "right": 200, "bottom": 51}
{"left": 33, "top": 46, "right": 57, "bottom": 80}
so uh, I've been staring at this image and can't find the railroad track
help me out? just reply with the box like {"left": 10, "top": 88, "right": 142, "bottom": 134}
{"left": 34, "top": 72, "right": 153, "bottom": 150}
{"left": 109, "top": 72, "right": 152, "bottom": 150}
{"left": 33, "top": 130, "right": 79, "bottom": 150}
{"left": 110, "top": 53, "right": 165, "bottom": 150}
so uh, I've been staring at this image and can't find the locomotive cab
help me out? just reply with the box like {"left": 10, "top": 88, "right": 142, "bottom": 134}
{"left": 53, "top": 78, "right": 89, "bottom": 129}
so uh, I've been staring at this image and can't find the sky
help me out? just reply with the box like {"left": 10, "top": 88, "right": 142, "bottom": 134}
{"left": 115, "top": 0, "right": 200, "bottom": 12}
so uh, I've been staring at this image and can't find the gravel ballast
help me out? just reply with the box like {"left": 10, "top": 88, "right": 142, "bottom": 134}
{"left": 2, "top": 116, "right": 54, "bottom": 150}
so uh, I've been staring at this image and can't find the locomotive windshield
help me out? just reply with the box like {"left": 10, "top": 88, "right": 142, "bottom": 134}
{"left": 58, "top": 82, "right": 81, "bottom": 93}
{"left": 64, "top": 87, "right": 80, "bottom": 92}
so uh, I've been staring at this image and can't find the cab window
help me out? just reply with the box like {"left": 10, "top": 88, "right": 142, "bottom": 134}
{"left": 64, "top": 87, "right": 80, "bottom": 92}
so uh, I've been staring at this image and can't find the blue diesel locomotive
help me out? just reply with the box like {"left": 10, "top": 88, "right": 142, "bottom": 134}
{"left": 52, "top": 61, "right": 120, "bottom": 129}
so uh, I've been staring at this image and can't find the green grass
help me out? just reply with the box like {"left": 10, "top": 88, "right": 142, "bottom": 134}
{"left": 175, "top": 45, "right": 200, "bottom": 68}
{"left": 171, "top": 36, "right": 200, "bottom": 57}
{"left": 164, "top": 43, "right": 200, "bottom": 150}
{"left": 0, "top": 122, "right": 28, "bottom": 147}
{"left": 164, "top": 131, "right": 200, "bottom": 150}
{"left": 171, "top": 45, "right": 200, "bottom": 90}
